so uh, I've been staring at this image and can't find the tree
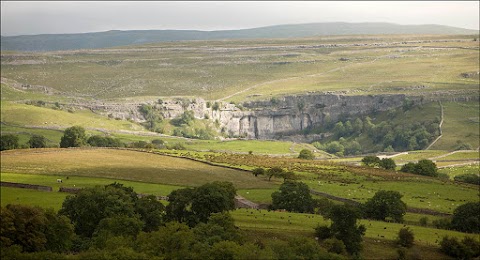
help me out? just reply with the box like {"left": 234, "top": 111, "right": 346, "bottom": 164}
{"left": 166, "top": 182, "right": 236, "bottom": 226}
{"left": 271, "top": 181, "right": 314, "bottom": 213}
{"left": 397, "top": 227, "right": 414, "bottom": 248}
{"left": 361, "top": 156, "right": 381, "bottom": 167}
{"left": 325, "top": 141, "right": 344, "bottom": 155}
{"left": 451, "top": 202, "right": 480, "bottom": 233}
{"left": 193, "top": 212, "right": 243, "bottom": 246}
{"left": 1, "top": 134, "right": 19, "bottom": 151}
{"left": 59, "top": 185, "right": 137, "bottom": 237}
{"left": 60, "top": 126, "right": 87, "bottom": 148}
{"left": 252, "top": 167, "right": 265, "bottom": 177}
{"left": 267, "top": 167, "right": 284, "bottom": 181}
{"left": 1, "top": 205, "right": 74, "bottom": 253}
{"left": 327, "top": 205, "right": 365, "bottom": 255}
{"left": 454, "top": 174, "right": 480, "bottom": 185}
{"left": 414, "top": 159, "right": 438, "bottom": 177}
{"left": 364, "top": 190, "right": 406, "bottom": 223}
{"left": 400, "top": 162, "right": 416, "bottom": 173}
{"left": 298, "top": 149, "right": 315, "bottom": 160}
{"left": 28, "top": 135, "right": 47, "bottom": 148}
{"left": 135, "top": 195, "right": 165, "bottom": 232}
{"left": 190, "top": 182, "right": 236, "bottom": 224}
{"left": 380, "top": 158, "right": 396, "bottom": 170}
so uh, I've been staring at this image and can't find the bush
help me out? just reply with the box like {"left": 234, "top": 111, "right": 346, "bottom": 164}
{"left": 271, "top": 181, "right": 314, "bottom": 213}
{"left": 451, "top": 202, "right": 480, "bottom": 233}
{"left": 397, "top": 227, "right": 414, "bottom": 248}
{"left": 419, "top": 217, "right": 428, "bottom": 227}
{"left": 363, "top": 190, "right": 406, "bottom": 223}
{"left": 315, "top": 225, "right": 332, "bottom": 240}
{"left": 323, "top": 238, "right": 346, "bottom": 255}
{"left": 380, "top": 158, "right": 396, "bottom": 170}
{"left": 1, "top": 134, "right": 19, "bottom": 151}
{"left": 454, "top": 174, "right": 480, "bottom": 185}
{"left": 28, "top": 135, "right": 47, "bottom": 148}
{"left": 298, "top": 149, "right": 315, "bottom": 160}
{"left": 440, "top": 236, "right": 480, "bottom": 259}
{"left": 361, "top": 156, "right": 381, "bottom": 167}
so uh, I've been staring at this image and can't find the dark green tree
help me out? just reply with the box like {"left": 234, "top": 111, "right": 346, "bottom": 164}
{"left": 271, "top": 181, "right": 314, "bottom": 213}
{"left": 298, "top": 149, "right": 315, "bottom": 160}
{"left": 135, "top": 195, "right": 165, "bottom": 232}
{"left": 191, "top": 182, "right": 236, "bottom": 224}
{"left": 361, "top": 156, "right": 381, "bottom": 167}
{"left": 414, "top": 159, "right": 438, "bottom": 177}
{"left": 451, "top": 202, "right": 480, "bottom": 233}
{"left": 193, "top": 212, "right": 243, "bottom": 246}
{"left": 251, "top": 167, "right": 265, "bottom": 177}
{"left": 364, "top": 190, "right": 406, "bottom": 223}
{"left": 165, "top": 188, "right": 195, "bottom": 224}
{"left": 380, "top": 158, "right": 396, "bottom": 170}
{"left": 60, "top": 126, "right": 87, "bottom": 148}
{"left": 327, "top": 205, "right": 366, "bottom": 255}
{"left": 1, "top": 134, "right": 19, "bottom": 151}
{"left": 267, "top": 167, "right": 284, "bottom": 181}
{"left": 400, "top": 162, "right": 416, "bottom": 173}
{"left": 28, "top": 135, "right": 47, "bottom": 148}
{"left": 59, "top": 185, "right": 137, "bottom": 237}
{"left": 397, "top": 227, "right": 414, "bottom": 248}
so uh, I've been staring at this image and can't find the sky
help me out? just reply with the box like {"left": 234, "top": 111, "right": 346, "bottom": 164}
{"left": 1, "top": 1, "right": 479, "bottom": 36}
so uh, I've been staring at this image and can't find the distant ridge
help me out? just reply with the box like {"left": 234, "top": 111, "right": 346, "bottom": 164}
{"left": 1, "top": 22, "right": 478, "bottom": 52}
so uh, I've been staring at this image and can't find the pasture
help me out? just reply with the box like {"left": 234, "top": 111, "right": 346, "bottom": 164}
{"left": 0, "top": 148, "right": 275, "bottom": 189}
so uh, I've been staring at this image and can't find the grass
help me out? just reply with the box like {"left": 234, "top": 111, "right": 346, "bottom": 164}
{"left": 0, "top": 148, "right": 275, "bottom": 189}
{"left": 231, "top": 208, "right": 478, "bottom": 245}
{"left": 185, "top": 139, "right": 295, "bottom": 154}
{"left": 437, "top": 151, "right": 479, "bottom": 161}
{"left": 431, "top": 101, "right": 480, "bottom": 150}
{"left": 0, "top": 101, "right": 145, "bottom": 132}
{"left": 439, "top": 164, "right": 480, "bottom": 179}
{"left": 306, "top": 179, "right": 478, "bottom": 214}
{"left": 1, "top": 35, "right": 477, "bottom": 101}
{"left": 0, "top": 172, "right": 183, "bottom": 196}
{"left": 1, "top": 187, "right": 68, "bottom": 211}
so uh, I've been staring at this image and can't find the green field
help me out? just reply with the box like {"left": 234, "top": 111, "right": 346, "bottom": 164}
{"left": 431, "top": 101, "right": 480, "bottom": 150}
{"left": 0, "top": 148, "right": 275, "bottom": 189}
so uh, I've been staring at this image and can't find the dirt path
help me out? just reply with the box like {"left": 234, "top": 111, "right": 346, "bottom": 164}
{"left": 425, "top": 101, "right": 444, "bottom": 150}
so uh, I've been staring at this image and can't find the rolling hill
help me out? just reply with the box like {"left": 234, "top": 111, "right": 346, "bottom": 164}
{"left": 1, "top": 22, "right": 478, "bottom": 52}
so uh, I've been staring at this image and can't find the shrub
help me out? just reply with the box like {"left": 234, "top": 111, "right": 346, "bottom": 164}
{"left": 315, "top": 225, "right": 332, "bottom": 240}
{"left": 451, "top": 202, "right": 480, "bottom": 233}
{"left": 1, "top": 134, "right": 20, "bottom": 151}
{"left": 454, "top": 174, "right": 480, "bottom": 185}
{"left": 397, "top": 227, "right": 414, "bottom": 248}
{"left": 419, "top": 217, "right": 428, "bottom": 227}
{"left": 380, "top": 158, "right": 396, "bottom": 170}
{"left": 440, "top": 236, "right": 480, "bottom": 259}
{"left": 361, "top": 156, "right": 381, "bottom": 167}
{"left": 298, "top": 149, "right": 315, "bottom": 160}
{"left": 323, "top": 238, "right": 346, "bottom": 255}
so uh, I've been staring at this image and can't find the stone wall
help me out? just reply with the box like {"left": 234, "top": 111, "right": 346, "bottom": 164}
{"left": 0, "top": 181, "right": 52, "bottom": 192}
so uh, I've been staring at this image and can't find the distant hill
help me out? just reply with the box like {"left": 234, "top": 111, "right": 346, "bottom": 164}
{"left": 1, "top": 22, "right": 478, "bottom": 52}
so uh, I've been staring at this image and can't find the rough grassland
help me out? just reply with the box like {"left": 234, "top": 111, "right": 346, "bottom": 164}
{"left": 0, "top": 148, "right": 275, "bottom": 189}
{"left": 431, "top": 101, "right": 480, "bottom": 150}
{"left": 1, "top": 35, "right": 478, "bottom": 101}
{"left": 1, "top": 102, "right": 144, "bottom": 132}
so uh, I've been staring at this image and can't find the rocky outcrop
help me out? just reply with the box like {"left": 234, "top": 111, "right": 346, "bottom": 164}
{"left": 79, "top": 93, "right": 424, "bottom": 139}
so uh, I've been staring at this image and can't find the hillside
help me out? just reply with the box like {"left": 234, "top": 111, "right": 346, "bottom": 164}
{"left": 1, "top": 22, "right": 478, "bottom": 51}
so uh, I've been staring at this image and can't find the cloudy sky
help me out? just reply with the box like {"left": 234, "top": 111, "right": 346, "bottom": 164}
{"left": 1, "top": 1, "right": 479, "bottom": 36}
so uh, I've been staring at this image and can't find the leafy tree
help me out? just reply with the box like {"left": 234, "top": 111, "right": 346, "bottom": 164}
{"left": 267, "top": 167, "right": 284, "bottom": 181}
{"left": 364, "top": 190, "right": 406, "bottom": 222}
{"left": 344, "top": 141, "right": 362, "bottom": 155}
{"left": 325, "top": 141, "right": 344, "bottom": 155}
{"left": 136, "top": 221, "right": 196, "bottom": 259}
{"left": 28, "top": 135, "right": 47, "bottom": 148}
{"left": 191, "top": 182, "right": 236, "bottom": 224}
{"left": 327, "top": 205, "right": 366, "bottom": 255}
{"left": 92, "top": 216, "right": 144, "bottom": 249}
{"left": 440, "top": 236, "right": 480, "bottom": 259}
{"left": 271, "top": 181, "right": 314, "bottom": 213}
{"left": 353, "top": 118, "right": 364, "bottom": 134}
{"left": 166, "top": 182, "right": 236, "bottom": 226}
{"left": 333, "top": 122, "right": 345, "bottom": 137}
{"left": 193, "top": 212, "right": 243, "bottom": 246}
{"left": 135, "top": 195, "right": 165, "bottom": 232}
{"left": 0, "top": 205, "right": 74, "bottom": 253}
{"left": 1, "top": 134, "right": 19, "bottom": 151}
{"left": 361, "top": 156, "right": 381, "bottom": 167}
{"left": 60, "top": 126, "right": 87, "bottom": 148}
{"left": 251, "top": 167, "right": 265, "bottom": 177}
{"left": 414, "top": 159, "right": 438, "bottom": 177}
{"left": 380, "top": 158, "right": 396, "bottom": 170}
{"left": 87, "top": 135, "right": 123, "bottom": 147}
{"left": 397, "top": 227, "right": 414, "bottom": 248}
{"left": 451, "top": 202, "right": 480, "bottom": 233}
{"left": 400, "top": 162, "right": 416, "bottom": 173}
{"left": 59, "top": 185, "right": 137, "bottom": 237}
{"left": 298, "top": 149, "right": 315, "bottom": 160}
